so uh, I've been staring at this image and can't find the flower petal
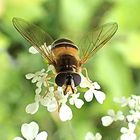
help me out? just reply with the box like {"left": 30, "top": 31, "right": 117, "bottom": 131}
{"left": 35, "top": 87, "right": 42, "bottom": 94}
{"left": 85, "top": 132, "right": 94, "bottom": 140}
{"left": 128, "top": 123, "right": 136, "bottom": 132}
{"left": 114, "top": 97, "right": 129, "bottom": 107}
{"left": 36, "top": 81, "right": 42, "bottom": 88}
{"left": 107, "top": 109, "right": 115, "bottom": 116}
{"left": 120, "top": 127, "right": 128, "bottom": 133}
{"left": 101, "top": 116, "right": 113, "bottom": 126}
{"left": 93, "top": 82, "right": 101, "bottom": 90}
{"left": 69, "top": 98, "right": 74, "bottom": 105}
{"left": 35, "top": 131, "right": 48, "bottom": 140}
{"left": 48, "top": 65, "right": 55, "bottom": 73}
{"left": 47, "top": 98, "right": 58, "bottom": 112}
{"left": 29, "top": 46, "right": 39, "bottom": 54}
{"left": 21, "top": 121, "right": 39, "bottom": 140}
{"left": 93, "top": 90, "right": 106, "bottom": 104}
{"left": 120, "top": 133, "right": 136, "bottom": 140}
{"left": 84, "top": 90, "right": 93, "bottom": 102}
{"left": 59, "top": 104, "right": 72, "bottom": 121}
{"left": 75, "top": 99, "right": 84, "bottom": 109}
{"left": 25, "top": 73, "right": 35, "bottom": 79}
{"left": 40, "top": 96, "right": 51, "bottom": 107}
{"left": 126, "top": 115, "right": 133, "bottom": 122}
{"left": 25, "top": 102, "right": 39, "bottom": 114}
{"left": 95, "top": 133, "right": 102, "bottom": 140}
{"left": 80, "top": 74, "right": 91, "bottom": 88}
{"left": 13, "top": 137, "right": 24, "bottom": 140}
{"left": 128, "top": 99, "right": 136, "bottom": 109}
{"left": 32, "top": 76, "right": 39, "bottom": 83}
{"left": 116, "top": 111, "right": 124, "bottom": 121}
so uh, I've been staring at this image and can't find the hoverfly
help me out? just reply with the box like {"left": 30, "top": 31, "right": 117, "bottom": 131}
{"left": 12, "top": 17, "right": 118, "bottom": 94}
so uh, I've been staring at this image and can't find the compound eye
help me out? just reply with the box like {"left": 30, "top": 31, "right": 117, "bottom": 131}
{"left": 71, "top": 73, "right": 81, "bottom": 86}
{"left": 55, "top": 73, "right": 67, "bottom": 86}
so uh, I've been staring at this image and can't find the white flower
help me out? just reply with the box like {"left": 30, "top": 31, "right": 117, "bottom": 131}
{"left": 54, "top": 87, "right": 73, "bottom": 121}
{"left": 128, "top": 98, "right": 136, "bottom": 110}
{"left": 13, "top": 121, "right": 48, "bottom": 140}
{"left": 79, "top": 74, "right": 105, "bottom": 104}
{"left": 69, "top": 93, "right": 84, "bottom": 109}
{"left": 29, "top": 46, "right": 39, "bottom": 54}
{"left": 84, "top": 84, "right": 105, "bottom": 104}
{"left": 26, "top": 69, "right": 45, "bottom": 81}
{"left": 126, "top": 110, "right": 140, "bottom": 123}
{"left": 114, "top": 97, "right": 129, "bottom": 107}
{"left": 59, "top": 103, "right": 73, "bottom": 121}
{"left": 25, "top": 69, "right": 47, "bottom": 94}
{"left": 26, "top": 87, "right": 58, "bottom": 114}
{"left": 114, "top": 95, "right": 140, "bottom": 111}
{"left": 85, "top": 132, "right": 102, "bottom": 140}
{"left": 101, "top": 109, "right": 124, "bottom": 126}
{"left": 40, "top": 87, "right": 58, "bottom": 112}
{"left": 120, "top": 123, "right": 136, "bottom": 140}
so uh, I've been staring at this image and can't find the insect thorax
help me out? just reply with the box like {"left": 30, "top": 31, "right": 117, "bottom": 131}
{"left": 55, "top": 54, "right": 78, "bottom": 73}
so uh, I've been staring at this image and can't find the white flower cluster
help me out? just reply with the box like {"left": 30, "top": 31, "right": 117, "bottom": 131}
{"left": 101, "top": 95, "right": 140, "bottom": 140}
{"left": 25, "top": 65, "right": 105, "bottom": 122}
{"left": 13, "top": 121, "right": 48, "bottom": 140}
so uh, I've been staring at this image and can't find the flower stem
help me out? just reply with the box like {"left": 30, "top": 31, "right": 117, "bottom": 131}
{"left": 68, "top": 121, "right": 76, "bottom": 140}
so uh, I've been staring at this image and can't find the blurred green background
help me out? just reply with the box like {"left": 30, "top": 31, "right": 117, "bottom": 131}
{"left": 0, "top": 0, "right": 140, "bottom": 139}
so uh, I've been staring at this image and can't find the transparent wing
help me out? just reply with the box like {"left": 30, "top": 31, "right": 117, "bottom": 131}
{"left": 12, "top": 17, "right": 55, "bottom": 64}
{"left": 78, "top": 22, "right": 118, "bottom": 64}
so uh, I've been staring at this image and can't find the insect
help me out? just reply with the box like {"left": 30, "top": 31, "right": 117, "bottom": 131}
{"left": 12, "top": 17, "right": 118, "bottom": 94}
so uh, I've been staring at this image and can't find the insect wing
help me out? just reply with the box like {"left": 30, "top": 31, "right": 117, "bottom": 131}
{"left": 12, "top": 17, "right": 55, "bottom": 63}
{"left": 78, "top": 22, "right": 118, "bottom": 64}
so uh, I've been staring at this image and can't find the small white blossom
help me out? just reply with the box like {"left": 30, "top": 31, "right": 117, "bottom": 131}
{"left": 101, "top": 116, "right": 113, "bottom": 127}
{"left": 53, "top": 87, "right": 73, "bottom": 121}
{"left": 114, "top": 95, "right": 140, "bottom": 111}
{"left": 84, "top": 86, "right": 105, "bottom": 104}
{"left": 101, "top": 109, "right": 124, "bottom": 126}
{"left": 26, "top": 87, "right": 58, "bottom": 114}
{"left": 85, "top": 132, "right": 102, "bottom": 140}
{"left": 25, "top": 69, "right": 51, "bottom": 94}
{"left": 114, "top": 97, "right": 129, "bottom": 107}
{"left": 128, "top": 98, "right": 136, "bottom": 110}
{"left": 126, "top": 110, "right": 140, "bottom": 123}
{"left": 13, "top": 121, "right": 48, "bottom": 140}
{"left": 69, "top": 93, "right": 84, "bottom": 109}
{"left": 40, "top": 87, "right": 58, "bottom": 112}
{"left": 80, "top": 74, "right": 105, "bottom": 104}
{"left": 29, "top": 46, "right": 39, "bottom": 54}
{"left": 120, "top": 123, "right": 136, "bottom": 140}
